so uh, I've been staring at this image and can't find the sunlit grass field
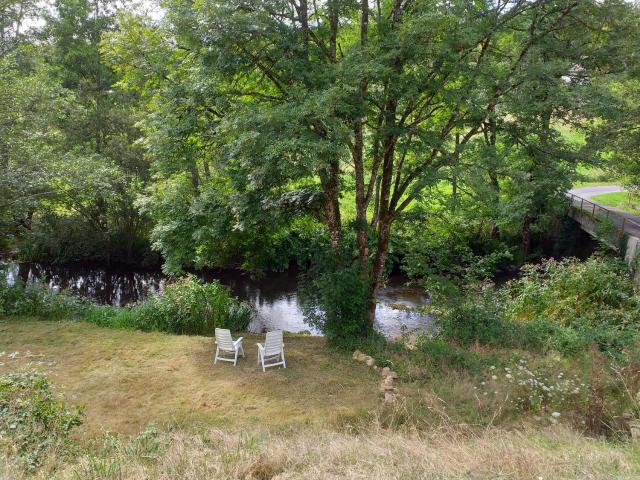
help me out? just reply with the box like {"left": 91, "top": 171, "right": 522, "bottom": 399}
{"left": 2, "top": 318, "right": 640, "bottom": 479}
{"left": 592, "top": 191, "right": 640, "bottom": 214}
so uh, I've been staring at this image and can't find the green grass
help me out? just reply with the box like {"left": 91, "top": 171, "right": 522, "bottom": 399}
{"left": 573, "top": 164, "right": 619, "bottom": 187}
{"left": 592, "top": 191, "right": 640, "bottom": 214}
{"left": 0, "top": 318, "right": 381, "bottom": 437}
{"left": 2, "top": 317, "right": 640, "bottom": 479}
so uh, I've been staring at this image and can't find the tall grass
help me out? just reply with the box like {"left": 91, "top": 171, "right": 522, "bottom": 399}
{"left": 0, "top": 272, "right": 253, "bottom": 335}
{"left": 4, "top": 424, "right": 640, "bottom": 480}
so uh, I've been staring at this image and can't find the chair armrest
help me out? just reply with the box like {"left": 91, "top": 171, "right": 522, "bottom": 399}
{"left": 233, "top": 337, "right": 244, "bottom": 346}
{"left": 256, "top": 343, "right": 264, "bottom": 352}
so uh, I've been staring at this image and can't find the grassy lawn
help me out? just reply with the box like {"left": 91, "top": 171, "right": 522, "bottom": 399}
{"left": 2, "top": 317, "right": 640, "bottom": 479}
{"left": 592, "top": 191, "right": 640, "bottom": 214}
{"left": 0, "top": 318, "right": 380, "bottom": 438}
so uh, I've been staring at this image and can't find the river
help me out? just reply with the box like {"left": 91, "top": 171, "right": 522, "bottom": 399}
{"left": 2, "top": 261, "right": 432, "bottom": 338}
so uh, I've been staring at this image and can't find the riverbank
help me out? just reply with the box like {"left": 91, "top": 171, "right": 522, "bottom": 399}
{"left": 1, "top": 260, "right": 432, "bottom": 337}
{"left": 2, "top": 318, "right": 640, "bottom": 479}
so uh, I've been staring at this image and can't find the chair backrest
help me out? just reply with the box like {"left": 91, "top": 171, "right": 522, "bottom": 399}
{"left": 215, "top": 328, "right": 234, "bottom": 350}
{"left": 264, "top": 330, "right": 283, "bottom": 355}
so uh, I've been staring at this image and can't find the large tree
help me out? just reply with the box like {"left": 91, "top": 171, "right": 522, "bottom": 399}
{"left": 105, "top": 0, "right": 636, "bottom": 328}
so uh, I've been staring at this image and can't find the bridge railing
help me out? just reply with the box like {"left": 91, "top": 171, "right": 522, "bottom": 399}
{"left": 566, "top": 192, "right": 640, "bottom": 239}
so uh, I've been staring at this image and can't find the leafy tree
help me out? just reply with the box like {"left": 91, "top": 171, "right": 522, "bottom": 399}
{"left": 103, "top": 0, "right": 638, "bottom": 333}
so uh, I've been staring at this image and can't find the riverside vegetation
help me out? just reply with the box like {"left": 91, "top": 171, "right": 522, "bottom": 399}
{"left": 2, "top": 255, "right": 640, "bottom": 478}
{"left": 3, "top": 0, "right": 640, "bottom": 477}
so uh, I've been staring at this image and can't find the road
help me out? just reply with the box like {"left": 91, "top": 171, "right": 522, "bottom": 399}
{"left": 568, "top": 185, "right": 640, "bottom": 240}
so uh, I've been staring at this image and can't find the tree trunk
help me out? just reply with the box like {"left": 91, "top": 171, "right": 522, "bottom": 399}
{"left": 367, "top": 216, "right": 392, "bottom": 325}
{"left": 353, "top": 122, "right": 369, "bottom": 270}
{"left": 353, "top": 0, "right": 369, "bottom": 272}
{"left": 321, "top": 160, "right": 342, "bottom": 251}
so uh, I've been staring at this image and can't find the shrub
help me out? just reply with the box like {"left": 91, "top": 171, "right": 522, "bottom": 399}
{"left": 505, "top": 257, "right": 640, "bottom": 353}
{"left": 434, "top": 288, "right": 513, "bottom": 347}
{"left": 86, "top": 276, "right": 254, "bottom": 335}
{"left": 300, "top": 260, "right": 372, "bottom": 349}
{"left": 0, "top": 271, "right": 87, "bottom": 320}
{"left": 0, "top": 272, "right": 253, "bottom": 336}
{"left": 414, "top": 338, "right": 490, "bottom": 374}
{"left": 0, "top": 370, "right": 82, "bottom": 470}
{"left": 431, "top": 256, "right": 640, "bottom": 356}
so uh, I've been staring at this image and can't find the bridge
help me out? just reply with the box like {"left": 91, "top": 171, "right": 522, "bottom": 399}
{"left": 567, "top": 186, "right": 640, "bottom": 284}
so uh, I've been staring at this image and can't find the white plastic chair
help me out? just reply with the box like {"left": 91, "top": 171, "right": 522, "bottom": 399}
{"left": 214, "top": 328, "right": 244, "bottom": 366}
{"left": 257, "top": 330, "right": 286, "bottom": 372}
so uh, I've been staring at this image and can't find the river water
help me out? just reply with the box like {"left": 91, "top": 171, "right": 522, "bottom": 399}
{"left": 2, "top": 261, "right": 432, "bottom": 338}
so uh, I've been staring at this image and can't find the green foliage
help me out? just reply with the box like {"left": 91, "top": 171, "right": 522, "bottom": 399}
{"left": 300, "top": 253, "right": 372, "bottom": 348}
{"left": 414, "top": 339, "right": 491, "bottom": 375}
{"left": 433, "top": 256, "right": 640, "bottom": 356}
{"left": 506, "top": 257, "right": 640, "bottom": 328}
{"left": 0, "top": 370, "right": 82, "bottom": 470}
{"left": 84, "top": 277, "right": 254, "bottom": 334}
{"left": 0, "top": 272, "right": 253, "bottom": 335}
{"left": 0, "top": 271, "right": 86, "bottom": 320}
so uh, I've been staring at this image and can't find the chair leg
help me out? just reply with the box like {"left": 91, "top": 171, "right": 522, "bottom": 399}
{"left": 281, "top": 350, "right": 286, "bottom": 368}
{"left": 234, "top": 349, "right": 238, "bottom": 366}
{"left": 261, "top": 354, "right": 266, "bottom": 372}
{"left": 214, "top": 347, "right": 218, "bottom": 364}
{"left": 240, "top": 344, "right": 245, "bottom": 357}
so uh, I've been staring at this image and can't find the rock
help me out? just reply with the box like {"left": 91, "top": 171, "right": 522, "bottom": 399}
{"left": 380, "top": 367, "right": 391, "bottom": 377}
{"left": 356, "top": 352, "right": 368, "bottom": 362}
{"left": 373, "top": 365, "right": 379, "bottom": 372}
{"left": 380, "top": 376, "right": 395, "bottom": 391}
{"left": 366, "top": 357, "right": 375, "bottom": 367}
{"left": 384, "top": 391, "right": 398, "bottom": 405}
{"left": 387, "top": 371, "right": 398, "bottom": 380}
{"left": 352, "top": 350, "right": 363, "bottom": 360}
{"left": 631, "top": 420, "right": 640, "bottom": 443}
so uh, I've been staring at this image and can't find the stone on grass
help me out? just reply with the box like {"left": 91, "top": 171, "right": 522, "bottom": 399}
{"left": 380, "top": 367, "right": 391, "bottom": 377}
{"left": 366, "top": 357, "right": 375, "bottom": 367}
{"left": 352, "top": 350, "right": 362, "bottom": 360}
{"left": 380, "top": 376, "right": 395, "bottom": 391}
{"left": 384, "top": 391, "right": 398, "bottom": 405}
{"left": 387, "top": 371, "right": 398, "bottom": 380}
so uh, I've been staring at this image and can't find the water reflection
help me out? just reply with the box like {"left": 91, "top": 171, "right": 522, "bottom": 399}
{"left": 4, "top": 262, "right": 164, "bottom": 307}
{"left": 2, "top": 261, "right": 432, "bottom": 338}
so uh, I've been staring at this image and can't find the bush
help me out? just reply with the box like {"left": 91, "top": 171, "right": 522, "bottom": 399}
{"left": 0, "top": 371, "right": 82, "bottom": 470}
{"left": 300, "top": 260, "right": 372, "bottom": 349}
{"left": 505, "top": 257, "right": 640, "bottom": 353}
{"left": 0, "top": 271, "right": 87, "bottom": 320}
{"left": 414, "top": 338, "right": 490, "bottom": 374}
{"left": 0, "top": 272, "right": 253, "bottom": 336}
{"left": 87, "top": 276, "right": 254, "bottom": 335}
{"left": 432, "top": 256, "right": 640, "bottom": 357}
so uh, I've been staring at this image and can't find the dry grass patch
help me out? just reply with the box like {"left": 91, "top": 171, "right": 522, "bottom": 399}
{"left": 5, "top": 425, "right": 640, "bottom": 480}
{"left": 0, "top": 318, "right": 380, "bottom": 438}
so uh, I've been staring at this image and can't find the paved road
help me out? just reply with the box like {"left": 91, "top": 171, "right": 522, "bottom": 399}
{"left": 568, "top": 185, "right": 640, "bottom": 239}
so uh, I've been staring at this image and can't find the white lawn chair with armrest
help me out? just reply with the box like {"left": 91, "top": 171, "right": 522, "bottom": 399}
{"left": 214, "top": 328, "right": 245, "bottom": 366}
{"left": 257, "top": 330, "right": 286, "bottom": 372}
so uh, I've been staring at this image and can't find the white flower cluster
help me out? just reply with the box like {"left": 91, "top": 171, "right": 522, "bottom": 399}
{"left": 476, "top": 359, "right": 589, "bottom": 417}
